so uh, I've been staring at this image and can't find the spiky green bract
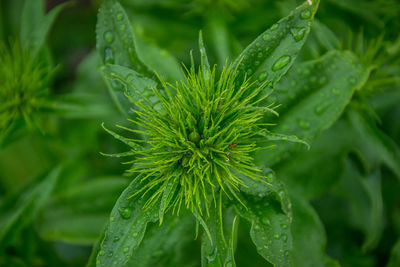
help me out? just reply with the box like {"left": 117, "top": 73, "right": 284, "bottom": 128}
{"left": 0, "top": 41, "right": 50, "bottom": 140}
{"left": 121, "top": 61, "right": 276, "bottom": 220}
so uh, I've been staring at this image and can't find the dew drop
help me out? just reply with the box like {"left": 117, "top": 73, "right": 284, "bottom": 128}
{"left": 257, "top": 52, "right": 263, "bottom": 58}
{"left": 123, "top": 247, "right": 129, "bottom": 254}
{"left": 274, "top": 233, "right": 280, "bottom": 239}
{"left": 281, "top": 234, "right": 288, "bottom": 241}
{"left": 247, "top": 69, "right": 253, "bottom": 75}
{"left": 300, "top": 9, "right": 311, "bottom": 19}
{"left": 258, "top": 72, "right": 268, "bottom": 81}
{"left": 310, "top": 76, "right": 317, "bottom": 83}
{"left": 108, "top": 252, "right": 113, "bottom": 258}
{"left": 297, "top": 119, "right": 310, "bottom": 129}
{"left": 256, "top": 42, "right": 261, "bottom": 47}
{"left": 113, "top": 236, "right": 120, "bottom": 242}
{"left": 331, "top": 88, "right": 340, "bottom": 96}
{"left": 116, "top": 13, "right": 123, "bottom": 21}
{"left": 104, "top": 48, "right": 114, "bottom": 64}
{"left": 319, "top": 76, "right": 327, "bottom": 85}
{"left": 110, "top": 216, "right": 115, "bottom": 222}
{"left": 262, "top": 217, "right": 271, "bottom": 225}
{"left": 271, "top": 24, "right": 278, "bottom": 30}
{"left": 314, "top": 102, "right": 330, "bottom": 115}
{"left": 262, "top": 33, "right": 271, "bottom": 41}
{"left": 99, "top": 250, "right": 105, "bottom": 256}
{"left": 132, "top": 232, "right": 138, "bottom": 238}
{"left": 120, "top": 24, "right": 126, "bottom": 31}
{"left": 272, "top": 55, "right": 291, "bottom": 71}
{"left": 104, "top": 31, "right": 115, "bottom": 44}
{"left": 281, "top": 224, "right": 288, "bottom": 229}
{"left": 118, "top": 207, "right": 132, "bottom": 219}
{"left": 349, "top": 76, "right": 357, "bottom": 85}
{"left": 290, "top": 27, "right": 306, "bottom": 42}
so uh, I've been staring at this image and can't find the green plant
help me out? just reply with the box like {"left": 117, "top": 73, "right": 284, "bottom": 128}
{"left": 91, "top": 0, "right": 367, "bottom": 266}
{"left": 0, "top": 0, "right": 399, "bottom": 266}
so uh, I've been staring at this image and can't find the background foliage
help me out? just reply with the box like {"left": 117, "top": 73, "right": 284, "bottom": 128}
{"left": 0, "top": 0, "right": 399, "bottom": 266}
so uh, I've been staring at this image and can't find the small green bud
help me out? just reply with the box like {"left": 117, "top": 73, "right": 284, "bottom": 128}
{"left": 189, "top": 130, "right": 201, "bottom": 144}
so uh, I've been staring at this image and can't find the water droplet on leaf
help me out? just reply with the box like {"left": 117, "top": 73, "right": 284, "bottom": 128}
{"left": 259, "top": 72, "right": 268, "bottom": 81}
{"left": 104, "top": 31, "right": 115, "bottom": 44}
{"left": 331, "top": 88, "right": 340, "bottom": 96}
{"left": 272, "top": 55, "right": 291, "bottom": 71}
{"left": 104, "top": 48, "right": 114, "bottom": 64}
{"left": 118, "top": 207, "right": 132, "bottom": 219}
{"left": 290, "top": 27, "right": 306, "bottom": 42}
{"left": 297, "top": 119, "right": 310, "bottom": 129}
{"left": 263, "top": 33, "right": 271, "bottom": 41}
{"left": 300, "top": 9, "right": 311, "bottom": 19}
{"left": 314, "top": 103, "right": 330, "bottom": 115}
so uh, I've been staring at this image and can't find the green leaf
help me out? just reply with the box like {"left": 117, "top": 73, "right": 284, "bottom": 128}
{"left": 290, "top": 193, "right": 339, "bottom": 267}
{"left": 256, "top": 50, "right": 369, "bottom": 167}
{"left": 347, "top": 109, "right": 400, "bottom": 179}
{"left": 312, "top": 20, "right": 340, "bottom": 51}
{"left": 37, "top": 177, "right": 128, "bottom": 245}
{"left": 205, "top": 10, "right": 232, "bottom": 67}
{"left": 100, "top": 64, "right": 161, "bottom": 113}
{"left": 96, "top": 175, "right": 159, "bottom": 267}
{"left": 127, "top": 212, "right": 194, "bottom": 267}
{"left": 234, "top": 170, "right": 292, "bottom": 267}
{"left": 387, "top": 239, "right": 400, "bottom": 267}
{"left": 275, "top": 119, "right": 350, "bottom": 200}
{"left": 96, "top": 0, "right": 154, "bottom": 78}
{"left": 201, "top": 193, "right": 236, "bottom": 267}
{"left": 335, "top": 160, "right": 384, "bottom": 251}
{"left": 20, "top": 0, "right": 68, "bottom": 57}
{"left": 234, "top": 0, "right": 319, "bottom": 87}
{"left": 0, "top": 166, "right": 61, "bottom": 250}
{"left": 133, "top": 28, "right": 184, "bottom": 82}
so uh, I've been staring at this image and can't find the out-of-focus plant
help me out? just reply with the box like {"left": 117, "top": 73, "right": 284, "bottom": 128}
{"left": 0, "top": 0, "right": 399, "bottom": 266}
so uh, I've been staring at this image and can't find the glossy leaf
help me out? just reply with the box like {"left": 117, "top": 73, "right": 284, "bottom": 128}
{"left": 234, "top": 0, "right": 320, "bottom": 87}
{"left": 255, "top": 50, "right": 369, "bottom": 167}
{"left": 96, "top": 175, "right": 159, "bottom": 267}
{"left": 96, "top": 0, "right": 154, "bottom": 78}
{"left": 100, "top": 64, "right": 161, "bottom": 113}
{"left": 0, "top": 166, "right": 61, "bottom": 250}
{"left": 234, "top": 170, "right": 292, "bottom": 266}
{"left": 38, "top": 177, "right": 128, "bottom": 245}
{"left": 20, "top": 0, "right": 68, "bottom": 57}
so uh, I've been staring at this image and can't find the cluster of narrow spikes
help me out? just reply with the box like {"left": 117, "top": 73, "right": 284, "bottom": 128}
{"left": 0, "top": 41, "right": 49, "bottom": 141}
{"left": 104, "top": 47, "right": 282, "bottom": 220}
